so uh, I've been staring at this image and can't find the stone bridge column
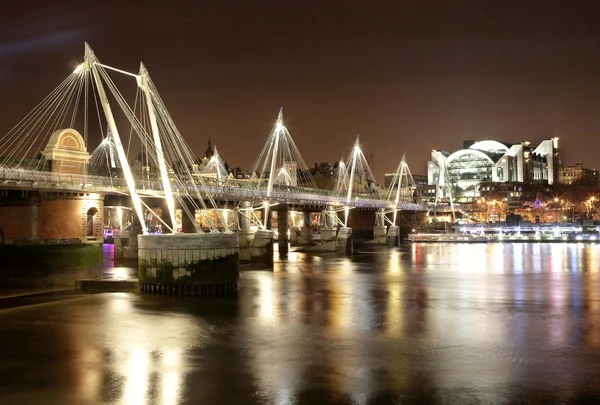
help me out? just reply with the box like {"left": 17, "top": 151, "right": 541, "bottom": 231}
{"left": 299, "top": 211, "right": 313, "bottom": 244}
{"left": 238, "top": 201, "right": 254, "bottom": 263}
{"left": 386, "top": 224, "right": 400, "bottom": 246}
{"left": 373, "top": 208, "right": 387, "bottom": 243}
{"left": 277, "top": 205, "right": 289, "bottom": 257}
{"left": 321, "top": 207, "right": 337, "bottom": 242}
{"left": 336, "top": 227, "right": 353, "bottom": 254}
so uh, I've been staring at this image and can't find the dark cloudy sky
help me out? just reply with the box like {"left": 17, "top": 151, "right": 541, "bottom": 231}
{"left": 2, "top": 0, "right": 600, "bottom": 180}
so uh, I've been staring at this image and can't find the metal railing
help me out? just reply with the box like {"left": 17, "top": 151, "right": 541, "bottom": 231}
{"left": 0, "top": 167, "right": 424, "bottom": 211}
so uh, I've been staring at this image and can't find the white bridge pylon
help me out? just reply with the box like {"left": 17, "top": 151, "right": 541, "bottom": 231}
{"left": 0, "top": 42, "right": 227, "bottom": 234}
{"left": 248, "top": 109, "right": 317, "bottom": 229}
{"left": 334, "top": 136, "right": 379, "bottom": 227}
{"left": 379, "top": 153, "right": 416, "bottom": 227}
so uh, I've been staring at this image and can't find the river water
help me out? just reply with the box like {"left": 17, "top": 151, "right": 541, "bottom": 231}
{"left": 2, "top": 243, "right": 600, "bottom": 404}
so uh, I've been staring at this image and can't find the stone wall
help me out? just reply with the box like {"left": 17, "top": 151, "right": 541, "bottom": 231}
{"left": 138, "top": 233, "right": 239, "bottom": 287}
{"left": 0, "top": 190, "right": 103, "bottom": 244}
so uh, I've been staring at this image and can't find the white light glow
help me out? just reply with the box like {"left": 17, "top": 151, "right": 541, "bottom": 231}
{"left": 73, "top": 63, "right": 85, "bottom": 74}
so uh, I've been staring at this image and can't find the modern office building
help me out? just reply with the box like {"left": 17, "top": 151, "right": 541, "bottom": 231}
{"left": 428, "top": 138, "right": 560, "bottom": 202}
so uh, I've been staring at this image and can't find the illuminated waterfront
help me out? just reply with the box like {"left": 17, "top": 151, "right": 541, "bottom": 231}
{"left": 2, "top": 244, "right": 600, "bottom": 403}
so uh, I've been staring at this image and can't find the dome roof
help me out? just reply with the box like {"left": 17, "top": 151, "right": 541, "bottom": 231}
{"left": 469, "top": 140, "right": 510, "bottom": 154}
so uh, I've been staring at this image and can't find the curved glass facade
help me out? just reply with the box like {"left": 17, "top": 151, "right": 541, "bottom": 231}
{"left": 446, "top": 151, "right": 495, "bottom": 197}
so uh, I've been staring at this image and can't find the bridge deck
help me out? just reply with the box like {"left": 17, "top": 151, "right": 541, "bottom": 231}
{"left": 0, "top": 168, "right": 423, "bottom": 211}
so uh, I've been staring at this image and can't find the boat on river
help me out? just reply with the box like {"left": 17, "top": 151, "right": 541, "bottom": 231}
{"left": 407, "top": 232, "right": 490, "bottom": 243}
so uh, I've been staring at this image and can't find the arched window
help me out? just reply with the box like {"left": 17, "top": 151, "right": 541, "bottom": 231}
{"left": 87, "top": 207, "right": 98, "bottom": 237}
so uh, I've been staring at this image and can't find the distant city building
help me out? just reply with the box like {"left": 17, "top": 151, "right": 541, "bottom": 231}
{"left": 311, "top": 161, "right": 341, "bottom": 190}
{"left": 384, "top": 173, "right": 429, "bottom": 203}
{"left": 558, "top": 162, "right": 599, "bottom": 185}
{"left": 427, "top": 138, "right": 560, "bottom": 202}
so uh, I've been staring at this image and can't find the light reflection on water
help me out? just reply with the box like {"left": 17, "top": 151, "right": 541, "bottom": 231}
{"left": 2, "top": 243, "right": 600, "bottom": 403}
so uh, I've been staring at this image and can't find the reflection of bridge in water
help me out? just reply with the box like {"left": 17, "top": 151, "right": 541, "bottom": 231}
{"left": 0, "top": 44, "right": 427, "bottom": 293}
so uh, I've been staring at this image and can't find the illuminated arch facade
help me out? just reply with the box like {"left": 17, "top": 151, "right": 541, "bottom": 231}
{"left": 427, "top": 138, "right": 560, "bottom": 202}
{"left": 42, "top": 128, "right": 90, "bottom": 175}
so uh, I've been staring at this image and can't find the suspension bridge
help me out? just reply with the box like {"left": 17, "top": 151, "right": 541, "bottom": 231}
{"left": 0, "top": 43, "right": 422, "bottom": 237}
{"left": 0, "top": 43, "right": 428, "bottom": 293}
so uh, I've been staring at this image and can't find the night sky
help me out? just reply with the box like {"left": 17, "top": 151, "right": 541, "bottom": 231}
{"left": 2, "top": 1, "right": 600, "bottom": 181}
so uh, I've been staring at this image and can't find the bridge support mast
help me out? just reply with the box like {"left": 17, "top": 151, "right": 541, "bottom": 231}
{"left": 264, "top": 110, "right": 284, "bottom": 229}
{"left": 138, "top": 63, "right": 177, "bottom": 231}
{"left": 344, "top": 137, "right": 360, "bottom": 227}
{"left": 85, "top": 43, "right": 147, "bottom": 233}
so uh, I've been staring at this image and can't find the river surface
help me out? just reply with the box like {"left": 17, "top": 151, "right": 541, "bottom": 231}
{"left": 2, "top": 243, "right": 600, "bottom": 404}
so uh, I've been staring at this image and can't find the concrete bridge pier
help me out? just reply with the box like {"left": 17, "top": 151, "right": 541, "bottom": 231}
{"left": 238, "top": 201, "right": 254, "bottom": 263}
{"left": 277, "top": 206, "right": 289, "bottom": 257}
{"left": 251, "top": 229, "right": 273, "bottom": 265}
{"left": 137, "top": 233, "right": 239, "bottom": 296}
{"left": 336, "top": 227, "right": 353, "bottom": 254}
{"left": 386, "top": 225, "right": 400, "bottom": 246}
{"left": 114, "top": 209, "right": 143, "bottom": 260}
{"left": 289, "top": 225, "right": 300, "bottom": 244}
{"left": 299, "top": 211, "right": 313, "bottom": 244}
{"left": 237, "top": 201, "right": 273, "bottom": 265}
{"left": 320, "top": 207, "right": 337, "bottom": 242}
{"left": 373, "top": 209, "right": 387, "bottom": 244}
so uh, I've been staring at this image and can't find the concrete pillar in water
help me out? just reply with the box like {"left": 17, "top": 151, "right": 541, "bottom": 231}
{"left": 289, "top": 226, "right": 300, "bottom": 244}
{"left": 238, "top": 201, "right": 254, "bottom": 263}
{"left": 124, "top": 229, "right": 141, "bottom": 259}
{"left": 336, "top": 227, "right": 353, "bottom": 254}
{"left": 373, "top": 209, "right": 387, "bottom": 243}
{"left": 251, "top": 229, "right": 273, "bottom": 265}
{"left": 386, "top": 225, "right": 399, "bottom": 246}
{"left": 299, "top": 211, "right": 313, "bottom": 244}
{"left": 114, "top": 230, "right": 125, "bottom": 259}
{"left": 277, "top": 206, "right": 289, "bottom": 257}
{"left": 321, "top": 207, "right": 337, "bottom": 241}
{"left": 137, "top": 233, "right": 239, "bottom": 295}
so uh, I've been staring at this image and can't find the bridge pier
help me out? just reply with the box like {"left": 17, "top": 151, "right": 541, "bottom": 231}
{"left": 238, "top": 201, "right": 254, "bottom": 263}
{"left": 251, "top": 229, "right": 274, "bottom": 265}
{"left": 373, "top": 209, "right": 387, "bottom": 244}
{"left": 386, "top": 225, "right": 400, "bottom": 246}
{"left": 289, "top": 226, "right": 300, "bottom": 244}
{"left": 336, "top": 227, "right": 353, "bottom": 254}
{"left": 237, "top": 201, "right": 273, "bottom": 265}
{"left": 277, "top": 206, "right": 289, "bottom": 257}
{"left": 320, "top": 207, "right": 337, "bottom": 242}
{"left": 137, "top": 233, "right": 239, "bottom": 296}
{"left": 299, "top": 211, "right": 313, "bottom": 244}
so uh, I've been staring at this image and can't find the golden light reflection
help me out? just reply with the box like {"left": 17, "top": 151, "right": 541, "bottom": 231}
{"left": 385, "top": 280, "right": 403, "bottom": 338}
{"left": 387, "top": 250, "right": 401, "bottom": 273}
{"left": 161, "top": 349, "right": 182, "bottom": 405}
{"left": 64, "top": 293, "right": 198, "bottom": 405}
{"left": 257, "top": 273, "right": 274, "bottom": 320}
{"left": 123, "top": 348, "right": 150, "bottom": 405}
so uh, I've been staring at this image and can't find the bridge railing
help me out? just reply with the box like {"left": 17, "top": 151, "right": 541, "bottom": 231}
{"left": 0, "top": 168, "right": 423, "bottom": 210}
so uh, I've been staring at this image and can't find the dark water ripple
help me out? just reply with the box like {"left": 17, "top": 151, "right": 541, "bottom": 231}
{"left": 1, "top": 243, "right": 600, "bottom": 403}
